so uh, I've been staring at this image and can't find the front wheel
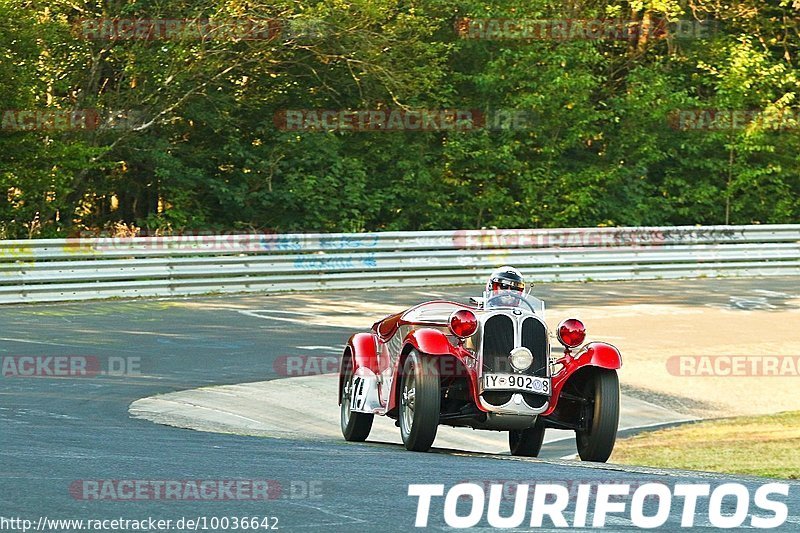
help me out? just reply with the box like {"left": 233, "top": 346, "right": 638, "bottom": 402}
{"left": 399, "top": 350, "right": 440, "bottom": 452}
{"left": 575, "top": 369, "right": 619, "bottom": 462}
{"left": 509, "top": 420, "right": 545, "bottom": 457}
{"left": 340, "top": 361, "right": 373, "bottom": 442}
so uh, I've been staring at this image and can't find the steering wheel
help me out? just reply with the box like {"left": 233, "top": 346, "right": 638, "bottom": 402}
{"left": 485, "top": 294, "right": 537, "bottom": 314}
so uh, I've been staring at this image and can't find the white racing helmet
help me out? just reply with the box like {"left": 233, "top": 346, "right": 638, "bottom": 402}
{"left": 484, "top": 266, "right": 528, "bottom": 306}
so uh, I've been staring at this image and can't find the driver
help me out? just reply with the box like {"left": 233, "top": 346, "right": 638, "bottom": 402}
{"left": 484, "top": 266, "right": 526, "bottom": 307}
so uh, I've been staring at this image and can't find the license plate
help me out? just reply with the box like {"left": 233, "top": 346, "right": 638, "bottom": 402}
{"left": 482, "top": 373, "right": 551, "bottom": 396}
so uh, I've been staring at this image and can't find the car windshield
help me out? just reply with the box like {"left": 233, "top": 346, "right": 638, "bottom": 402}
{"left": 483, "top": 290, "right": 545, "bottom": 315}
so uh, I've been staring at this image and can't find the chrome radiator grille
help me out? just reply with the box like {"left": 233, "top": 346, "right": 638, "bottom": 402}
{"left": 480, "top": 315, "right": 515, "bottom": 374}
{"left": 480, "top": 314, "right": 548, "bottom": 377}
{"left": 480, "top": 312, "right": 549, "bottom": 409}
{"left": 521, "top": 317, "right": 548, "bottom": 377}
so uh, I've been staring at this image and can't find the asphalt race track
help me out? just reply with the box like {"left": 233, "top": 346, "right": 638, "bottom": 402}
{"left": 2, "top": 277, "right": 800, "bottom": 531}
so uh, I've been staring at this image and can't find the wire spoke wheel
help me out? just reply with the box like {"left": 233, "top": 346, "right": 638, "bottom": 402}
{"left": 400, "top": 372, "right": 416, "bottom": 436}
{"left": 399, "top": 350, "right": 440, "bottom": 452}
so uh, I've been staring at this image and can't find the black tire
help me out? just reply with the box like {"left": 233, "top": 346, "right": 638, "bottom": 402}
{"left": 340, "top": 360, "right": 373, "bottom": 442}
{"left": 509, "top": 420, "right": 546, "bottom": 457}
{"left": 399, "top": 350, "right": 440, "bottom": 452}
{"left": 575, "top": 369, "right": 619, "bottom": 462}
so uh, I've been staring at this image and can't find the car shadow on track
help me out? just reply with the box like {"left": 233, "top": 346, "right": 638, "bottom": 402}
{"left": 351, "top": 419, "right": 697, "bottom": 464}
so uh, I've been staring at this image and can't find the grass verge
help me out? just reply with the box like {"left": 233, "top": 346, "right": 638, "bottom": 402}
{"left": 611, "top": 411, "right": 800, "bottom": 479}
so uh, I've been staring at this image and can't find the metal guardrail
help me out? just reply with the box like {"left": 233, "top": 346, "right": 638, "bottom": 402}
{"left": 1, "top": 225, "right": 798, "bottom": 304}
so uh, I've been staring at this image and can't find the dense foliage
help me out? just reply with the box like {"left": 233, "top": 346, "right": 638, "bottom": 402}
{"left": 1, "top": 0, "right": 798, "bottom": 237}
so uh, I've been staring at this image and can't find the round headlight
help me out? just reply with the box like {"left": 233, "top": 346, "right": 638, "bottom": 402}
{"left": 557, "top": 318, "right": 586, "bottom": 348}
{"left": 509, "top": 347, "right": 533, "bottom": 371}
{"left": 449, "top": 309, "right": 478, "bottom": 338}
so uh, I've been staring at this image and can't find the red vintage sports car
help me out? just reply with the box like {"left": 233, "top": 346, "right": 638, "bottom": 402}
{"left": 338, "top": 289, "right": 622, "bottom": 462}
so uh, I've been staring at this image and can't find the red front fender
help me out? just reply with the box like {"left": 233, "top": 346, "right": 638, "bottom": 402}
{"left": 338, "top": 333, "right": 379, "bottom": 405}
{"left": 403, "top": 328, "right": 460, "bottom": 357}
{"left": 541, "top": 342, "right": 622, "bottom": 416}
{"left": 384, "top": 328, "right": 470, "bottom": 413}
{"left": 575, "top": 342, "right": 622, "bottom": 370}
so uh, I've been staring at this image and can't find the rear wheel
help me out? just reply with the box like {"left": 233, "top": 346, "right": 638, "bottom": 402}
{"left": 399, "top": 350, "right": 440, "bottom": 452}
{"left": 509, "top": 420, "right": 545, "bottom": 457}
{"left": 340, "top": 361, "right": 373, "bottom": 442}
{"left": 575, "top": 369, "right": 619, "bottom": 462}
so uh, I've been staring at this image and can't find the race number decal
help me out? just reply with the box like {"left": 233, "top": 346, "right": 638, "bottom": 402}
{"left": 350, "top": 376, "right": 367, "bottom": 410}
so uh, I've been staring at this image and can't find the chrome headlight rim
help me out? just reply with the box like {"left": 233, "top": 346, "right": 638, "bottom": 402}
{"left": 509, "top": 347, "right": 533, "bottom": 372}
